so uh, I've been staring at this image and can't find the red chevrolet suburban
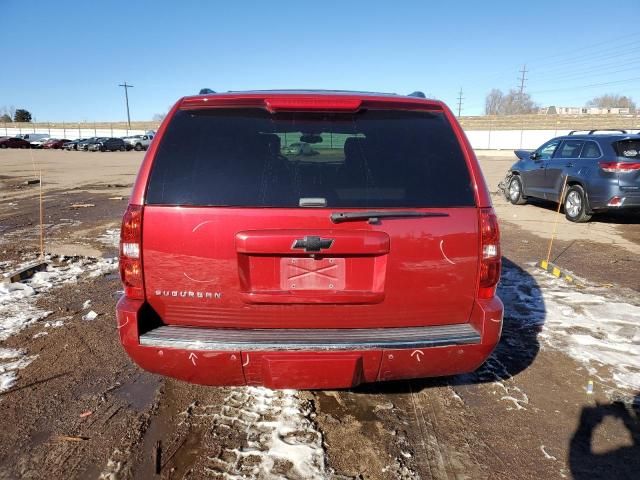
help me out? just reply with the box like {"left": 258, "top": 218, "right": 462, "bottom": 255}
{"left": 117, "top": 90, "right": 503, "bottom": 389}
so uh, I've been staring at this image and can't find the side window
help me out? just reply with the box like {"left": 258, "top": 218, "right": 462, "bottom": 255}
{"left": 556, "top": 140, "right": 584, "bottom": 159}
{"left": 536, "top": 139, "right": 561, "bottom": 160}
{"left": 580, "top": 141, "right": 601, "bottom": 159}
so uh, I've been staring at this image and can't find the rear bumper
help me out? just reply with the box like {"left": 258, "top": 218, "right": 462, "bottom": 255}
{"left": 116, "top": 297, "right": 503, "bottom": 389}
{"left": 588, "top": 187, "right": 640, "bottom": 210}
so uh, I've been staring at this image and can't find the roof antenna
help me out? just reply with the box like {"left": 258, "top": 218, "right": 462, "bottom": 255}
{"left": 199, "top": 88, "right": 216, "bottom": 95}
{"left": 408, "top": 91, "right": 426, "bottom": 98}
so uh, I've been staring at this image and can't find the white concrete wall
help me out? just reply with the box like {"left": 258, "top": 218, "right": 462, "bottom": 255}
{"left": 0, "top": 126, "right": 148, "bottom": 140}
{"left": 3, "top": 125, "right": 631, "bottom": 150}
{"left": 465, "top": 129, "right": 574, "bottom": 150}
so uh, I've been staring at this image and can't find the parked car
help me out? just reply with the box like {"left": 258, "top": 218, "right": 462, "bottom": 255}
{"left": 123, "top": 134, "right": 154, "bottom": 151}
{"left": 63, "top": 139, "right": 86, "bottom": 151}
{"left": 29, "top": 137, "right": 51, "bottom": 149}
{"left": 77, "top": 137, "right": 100, "bottom": 151}
{"left": 88, "top": 137, "right": 126, "bottom": 152}
{"left": 0, "top": 137, "right": 31, "bottom": 148}
{"left": 506, "top": 129, "right": 640, "bottom": 222}
{"left": 17, "top": 133, "right": 49, "bottom": 143}
{"left": 42, "top": 138, "right": 71, "bottom": 149}
{"left": 116, "top": 90, "right": 503, "bottom": 389}
{"left": 284, "top": 142, "right": 316, "bottom": 156}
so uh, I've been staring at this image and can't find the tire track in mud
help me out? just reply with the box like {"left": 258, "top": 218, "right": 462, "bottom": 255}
{"left": 191, "top": 387, "right": 330, "bottom": 479}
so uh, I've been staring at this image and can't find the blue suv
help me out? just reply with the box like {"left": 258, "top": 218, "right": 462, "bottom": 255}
{"left": 507, "top": 129, "right": 640, "bottom": 222}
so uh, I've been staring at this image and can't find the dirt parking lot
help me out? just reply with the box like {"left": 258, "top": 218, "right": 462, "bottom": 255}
{"left": 1, "top": 149, "right": 639, "bottom": 479}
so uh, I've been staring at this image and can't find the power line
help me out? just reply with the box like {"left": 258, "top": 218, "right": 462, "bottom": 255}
{"left": 456, "top": 87, "right": 464, "bottom": 116}
{"left": 529, "top": 76, "right": 640, "bottom": 95}
{"left": 534, "top": 62, "right": 640, "bottom": 85}
{"left": 530, "top": 44, "right": 640, "bottom": 73}
{"left": 472, "top": 35, "right": 640, "bottom": 86}
{"left": 532, "top": 57, "right": 640, "bottom": 83}
{"left": 118, "top": 82, "right": 134, "bottom": 128}
{"left": 525, "top": 31, "right": 640, "bottom": 64}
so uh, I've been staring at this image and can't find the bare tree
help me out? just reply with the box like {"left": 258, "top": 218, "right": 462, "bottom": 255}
{"left": 586, "top": 94, "right": 636, "bottom": 112}
{"left": 485, "top": 88, "right": 538, "bottom": 115}
{"left": 0, "top": 105, "right": 15, "bottom": 121}
{"left": 152, "top": 112, "right": 166, "bottom": 122}
{"left": 485, "top": 89, "right": 503, "bottom": 115}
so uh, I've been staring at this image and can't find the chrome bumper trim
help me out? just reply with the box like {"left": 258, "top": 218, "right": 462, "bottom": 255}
{"left": 139, "top": 324, "right": 481, "bottom": 351}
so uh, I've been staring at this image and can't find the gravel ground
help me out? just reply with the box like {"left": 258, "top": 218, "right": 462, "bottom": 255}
{"left": 0, "top": 149, "right": 638, "bottom": 479}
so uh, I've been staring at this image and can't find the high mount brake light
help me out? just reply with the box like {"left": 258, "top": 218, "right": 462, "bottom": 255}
{"left": 264, "top": 97, "right": 362, "bottom": 112}
{"left": 120, "top": 205, "right": 144, "bottom": 300}
{"left": 599, "top": 161, "right": 640, "bottom": 173}
{"left": 478, "top": 208, "right": 501, "bottom": 299}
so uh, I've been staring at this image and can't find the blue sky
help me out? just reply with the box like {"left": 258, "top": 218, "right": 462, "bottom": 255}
{"left": 2, "top": 0, "right": 640, "bottom": 121}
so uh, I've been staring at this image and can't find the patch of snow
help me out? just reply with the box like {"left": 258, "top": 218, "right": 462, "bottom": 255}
{"left": 82, "top": 310, "right": 98, "bottom": 321}
{"left": 45, "top": 319, "right": 66, "bottom": 328}
{"left": 98, "top": 229, "right": 120, "bottom": 249}
{"left": 82, "top": 300, "right": 91, "bottom": 310}
{"left": 32, "top": 331, "right": 48, "bottom": 339}
{"left": 0, "top": 255, "right": 117, "bottom": 340}
{"left": 0, "top": 348, "right": 37, "bottom": 393}
{"left": 499, "top": 263, "right": 640, "bottom": 391}
{"left": 204, "top": 387, "right": 328, "bottom": 478}
{"left": 1, "top": 245, "right": 118, "bottom": 394}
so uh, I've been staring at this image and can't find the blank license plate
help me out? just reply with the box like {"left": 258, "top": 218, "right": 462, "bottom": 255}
{"left": 280, "top": 257, "right": 346, "bottom": 290}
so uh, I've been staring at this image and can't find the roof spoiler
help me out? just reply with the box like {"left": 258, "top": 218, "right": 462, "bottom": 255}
{"left": 199, "top": 88, "right": 216, "bottom": 95}
{"left": 568, "top": 129, "right": 628, "bottom": 135}
{"left": 407, "top": 91, "right": 426, "bottom": 98}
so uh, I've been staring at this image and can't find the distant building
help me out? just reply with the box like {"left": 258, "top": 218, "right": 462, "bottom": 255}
{"left": 538, "top": 106, "right": 631, "bottom": 115}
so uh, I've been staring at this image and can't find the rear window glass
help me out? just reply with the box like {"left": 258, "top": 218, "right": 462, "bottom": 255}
{"left": 145, "top": 108, "right": 475, "bottom": 208}
{"left": 613, "top": 139, "right": 640, "bottom": 158}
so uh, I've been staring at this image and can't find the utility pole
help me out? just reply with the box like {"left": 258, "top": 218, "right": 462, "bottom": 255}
{"left": 118, "top": 82, "right": 134, "bottom": 128}
{"left": 456, "top": 87, "right": 464, "bottom": 117}
{"left": 518, "top": 65, "right": 528, "bottom": 96}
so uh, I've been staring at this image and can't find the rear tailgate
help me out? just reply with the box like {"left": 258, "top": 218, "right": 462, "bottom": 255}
{"left": 141, "top": 105, "right": 480, "bottom": 330}
{"left": 612, "top": 139, "right": 640, "bottom": 189}
{"left": 142, "top": 207, "right": 479, "bottom": 329}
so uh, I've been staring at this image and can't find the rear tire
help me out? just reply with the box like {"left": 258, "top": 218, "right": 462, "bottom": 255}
{"left": 0, "top": 144, "right": 7, "bottom": 149}
{"left": 564, "top": 185, "right": 592, "bottom": 222}
{"left": 134, "top": 143, "right": 143, "bottom": 151}
{"left": 119, "top": 145, "right": 126, "bottom": 151}
{"left": 508, "top": 176, "right": 526, "bottom": 205}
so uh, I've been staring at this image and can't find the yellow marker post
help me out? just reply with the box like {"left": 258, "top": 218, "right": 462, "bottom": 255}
{"left": 545, "top": 174, "right": 569, "bottom": 265}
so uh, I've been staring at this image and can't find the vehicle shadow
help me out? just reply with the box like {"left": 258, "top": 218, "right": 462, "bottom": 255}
{"left": 355, "top": 257, "right": 546, "bottom": 394}
{"left": 569, "top": 394, "right": 640, "bottom": 480}
{"left": 524, "top": 198, "right": 640, "bottom": 225}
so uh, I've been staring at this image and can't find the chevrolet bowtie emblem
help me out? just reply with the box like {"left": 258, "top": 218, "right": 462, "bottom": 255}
{"left": 291, "top": 236, "right": 334, "bottom": 252}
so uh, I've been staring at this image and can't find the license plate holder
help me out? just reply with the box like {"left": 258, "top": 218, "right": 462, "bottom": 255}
{"left": 280, "top": 257, "right": 346, "bottom": 291}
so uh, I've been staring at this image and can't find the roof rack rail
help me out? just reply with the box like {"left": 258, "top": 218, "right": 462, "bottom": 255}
{"left": 407, "top": 91, "right": 426, "bottom": 98}
{"left": 199, "top": 88, "right": 216, "bottom": 95}
{"left": 568, "top": 128, "right": 628, "bottom": 135}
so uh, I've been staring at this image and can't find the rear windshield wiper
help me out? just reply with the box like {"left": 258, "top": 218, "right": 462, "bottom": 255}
{"left": 330, "top": 211, "right": 449, "bottom": 224}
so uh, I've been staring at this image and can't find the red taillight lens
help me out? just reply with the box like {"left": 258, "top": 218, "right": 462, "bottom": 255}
{"left": 599, "top": 161, "right": 640, "bottom": 173}
{"left": 478, "top": 208, "right": 501, "bottom": 299}
{"left": 119, "top": 205, "right": 144, "bottom": 300}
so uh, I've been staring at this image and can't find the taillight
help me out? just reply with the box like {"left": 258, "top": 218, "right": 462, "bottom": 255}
{"left": 119, "top": 205, "right": 144, "bottom": 300}
{"left": 478, "top": 208, "right": 501, "bottom": 299}
{"left": 599, "top": 161, "right": 640, "bottom": 173}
